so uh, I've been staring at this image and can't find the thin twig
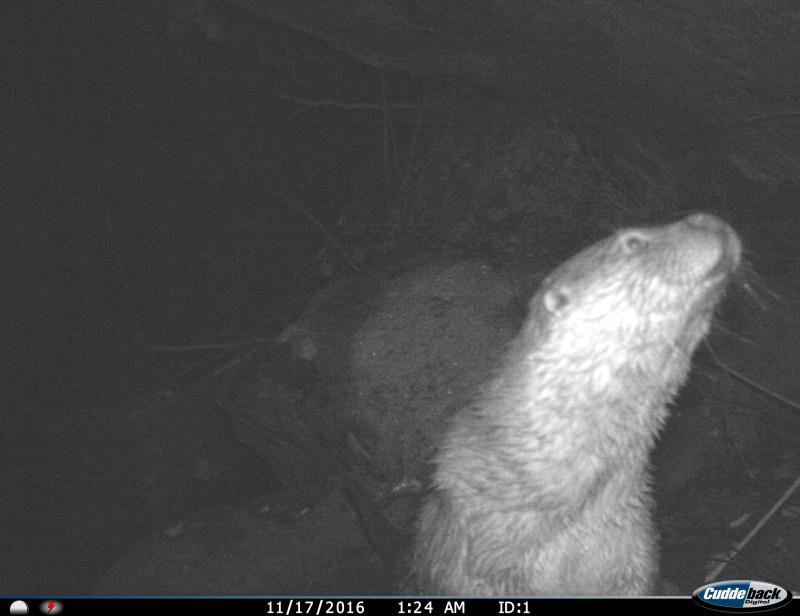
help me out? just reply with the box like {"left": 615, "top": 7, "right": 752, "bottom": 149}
{"left": 150, "top": 338, "right": 270, "bottom": 352}
{"left": 705, "top": 473, "right": 800, "bottom": 582}
{"left": 278, "top": 94, "right": 418, "bottom": 111}
{"left": 276, "top": 193, "right": 360, "bottom": 271}
{"left": 720, "top": 363, "right": 800, "bottom": 415}
{"left": 743, "top": 111, "right": 800, "bottom": 123}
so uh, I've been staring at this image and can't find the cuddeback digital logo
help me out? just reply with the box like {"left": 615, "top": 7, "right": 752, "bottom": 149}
{"left": 692, "top": 580, "right": 792, "bottom": 612}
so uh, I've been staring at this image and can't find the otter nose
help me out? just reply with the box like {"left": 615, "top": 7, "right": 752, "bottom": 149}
{"left": 685, "top": 212, "right": 726, "bottom": 232}
{"left": 682, "top": 212, "right": 741, "bottom": 274}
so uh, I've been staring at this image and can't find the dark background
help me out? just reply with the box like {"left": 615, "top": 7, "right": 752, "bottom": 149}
{"left": 5, "top": 0, "right": 800, "bottom": 596}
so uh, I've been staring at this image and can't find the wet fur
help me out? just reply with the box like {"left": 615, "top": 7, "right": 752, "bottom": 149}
{"left": 414, "top": 214, "right": 740, "bottom": 595}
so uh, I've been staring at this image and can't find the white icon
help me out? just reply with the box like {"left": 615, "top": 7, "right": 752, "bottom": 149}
{"left": 9, "top": 601, "right": 28, "bottom": 615}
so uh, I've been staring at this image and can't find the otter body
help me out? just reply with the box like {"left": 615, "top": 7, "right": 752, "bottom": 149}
{"left": 280, "top": 257, "right": 529, "bottom": 482}
{"left": 414, "top": 213, "right": 741, "bottom": 595}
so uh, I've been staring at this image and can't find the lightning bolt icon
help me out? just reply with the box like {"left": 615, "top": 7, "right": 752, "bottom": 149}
{"left": 47, "top": 600, "right": 55, "bottom": 613}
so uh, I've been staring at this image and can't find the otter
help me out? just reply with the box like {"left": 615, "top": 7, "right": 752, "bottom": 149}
{"left": 413, "top": 212, "right": 741, "bottom": 596}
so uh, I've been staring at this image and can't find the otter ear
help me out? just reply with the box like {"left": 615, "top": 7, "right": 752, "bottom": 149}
{"left": 543, "top": 286, "right": 570, "bottom": 315}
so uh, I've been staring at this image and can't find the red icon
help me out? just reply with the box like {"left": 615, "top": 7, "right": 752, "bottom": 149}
{"left": 37, "top": 602, "right": 62, "bottom": 615}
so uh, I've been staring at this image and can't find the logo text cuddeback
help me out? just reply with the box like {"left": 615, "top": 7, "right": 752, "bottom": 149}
{"left": 703, "top": 587, "right": 783, "bottom": 603}
{"left": 692, "top": 580, "right": 792, "bottom": 612}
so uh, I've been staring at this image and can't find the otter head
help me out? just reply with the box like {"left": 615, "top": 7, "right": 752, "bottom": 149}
{"left": 523, "top": 213, "right": 741, "bottom": 410}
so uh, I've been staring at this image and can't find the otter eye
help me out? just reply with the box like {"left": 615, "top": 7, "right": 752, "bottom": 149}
{"left": 620, "top": 232, "right": 648, "bottom": 253}
{"left": 544, "top": 288, "right": 570, "bottom": 313}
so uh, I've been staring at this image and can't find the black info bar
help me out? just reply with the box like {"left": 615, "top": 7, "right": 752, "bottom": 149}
{"left": 6, "top": 596, "right": 721, "bottom": 615}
